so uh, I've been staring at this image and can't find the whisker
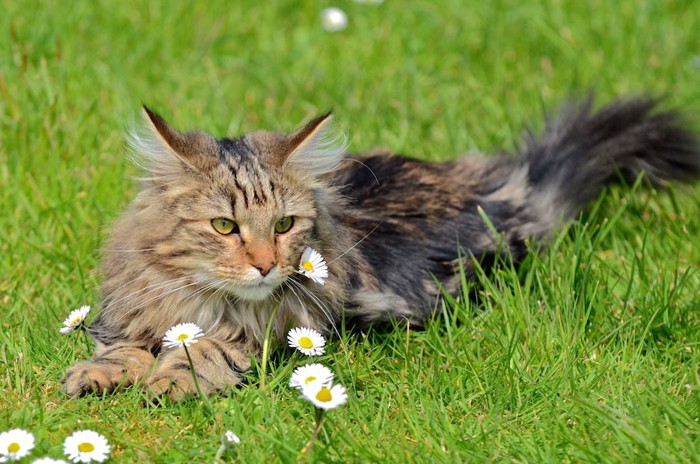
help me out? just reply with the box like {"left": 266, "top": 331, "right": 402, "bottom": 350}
{"left": 105, "top": 276, "right": 192, "bottom": 311}
{"left": 327, "top": 221, "right": 382, "bottom": 265}
{"left": 286, "top": 278, "right": 341, "bottom": 339}
{"left": 99, "top": 248, "right": 157, "bottom": 253}
{"left": 108, "top": 280, "right": 202, "bottom": 327}
{"left": 343, "top": 157, "right": 380, "bottom": 186}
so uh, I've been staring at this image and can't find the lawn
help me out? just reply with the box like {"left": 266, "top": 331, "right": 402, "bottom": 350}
{"left": 1, "top": 0, "right": 699, "bottom": 462}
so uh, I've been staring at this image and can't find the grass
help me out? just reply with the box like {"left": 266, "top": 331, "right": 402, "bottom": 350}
{"left": 1, "top": 0, "right": 699, "bottom": 462}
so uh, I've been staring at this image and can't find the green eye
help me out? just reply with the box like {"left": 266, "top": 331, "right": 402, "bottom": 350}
{"left": 211, "top": 218, "right": 239, "bottom": 235}
{"left": 274, "top": 216, "right": 294, "bottom": 234}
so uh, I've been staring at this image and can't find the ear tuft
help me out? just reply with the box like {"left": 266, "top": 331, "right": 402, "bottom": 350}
{"left": 283, "top": 113, "right": 347, "bottom": 177}
{"left": 127, "top": 107, "right": 214, "bottom": 177}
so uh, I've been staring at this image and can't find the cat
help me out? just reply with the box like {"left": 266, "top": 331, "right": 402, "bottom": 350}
{"left": 64, "top": 97, "right": 700, "bottom": 401}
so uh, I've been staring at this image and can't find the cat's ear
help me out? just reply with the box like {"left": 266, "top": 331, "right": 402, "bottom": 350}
{"left": 281, "top": 113, "right": 347, "bottom": 177}
{"left": 128, "top": 107, "right": 217, "bottom": 176}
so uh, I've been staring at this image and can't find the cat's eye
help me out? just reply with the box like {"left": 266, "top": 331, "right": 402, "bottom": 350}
{"left": 211, "top": 218, "right": 239, "bottom": 235}
{"left": 274, "top": 216, "right": 294, "bottom": 234}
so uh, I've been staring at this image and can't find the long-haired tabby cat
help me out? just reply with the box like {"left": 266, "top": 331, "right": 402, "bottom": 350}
{"left": 65, "top": 97, "right": 700, "bottom": 401}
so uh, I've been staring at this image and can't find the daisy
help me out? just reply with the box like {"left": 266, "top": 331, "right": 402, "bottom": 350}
{"left": 59, "top": 305, "right": 91, "bottom": 334}
{"left": 162, "top": 322, "right": 204, "bottom": 349}
{"left": 320, "top": 7, "right": 348, "bottom": 32}
{"left": 297, "top": 247, "right": 329, "bottom": 285}
{"left": 0, "top": 429, "right": 34, "bottom": 462}
{"left": 289, "top": 363, "right": 334, "bottom": 390}
{"left": 63, "top": 430, "right": 110, "bottom": 463}
{"left": 287, "top": 327, "right": 326, "bottom": 356}
{"left": 32, "top": 459, "right": 68, "bottom": 464}
{"left": 223, "top": 431, "right": 240, "bottom": 445}
{"left": 301, "top": 382, "right": 348, "bottom": 410}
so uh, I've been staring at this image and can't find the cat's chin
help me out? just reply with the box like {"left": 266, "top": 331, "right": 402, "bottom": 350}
{"left": 228, "top": 284, "right": 279, "bottom": 302}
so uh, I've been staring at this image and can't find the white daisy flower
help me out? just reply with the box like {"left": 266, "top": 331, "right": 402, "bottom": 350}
{"left": 59, "top": 305, "right": 91, "bottom": 334}
{"left": 162, "top": 323, "right": 204, "bottom": 349}
{"left": 0, "top": 428, "right": 35, "bottom": 462}
{"left": 320, "top": 7, "right": 348, "bottom": 32}
{"left": 287, "top": 327, "right": 326, "bottom": 356}
{"left": 63, "top": 430, "right": 110, "bottom": 463}
{"left": 223, "top": 430, "right": 240, "bottom": 445}
{"left": 32, "top": 458, "right": 68, "bottom": 464}
{"left": 289, "top": 363, "right": 334, "bottom": 390}
{"left": 301, "top": 382, "right": 348, "bottom": 410}
{"left": 297, "top": 247, "right": 329, "bottom": 285}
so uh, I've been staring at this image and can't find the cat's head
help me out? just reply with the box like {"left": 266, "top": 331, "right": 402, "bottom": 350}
{"left": 124, "top": 108, "right": 347, "bottom": 302}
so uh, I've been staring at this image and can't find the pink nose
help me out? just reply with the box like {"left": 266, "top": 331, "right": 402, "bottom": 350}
{"left": 247, "top": 244, "right": 276, "bottom": 277}
{"left": 252, "top": 260, "right": 275, "bottom": 277}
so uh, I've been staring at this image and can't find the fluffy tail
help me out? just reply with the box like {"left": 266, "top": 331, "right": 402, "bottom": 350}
{"left": 516, "top": 97, "right": 700, "bottom": 225}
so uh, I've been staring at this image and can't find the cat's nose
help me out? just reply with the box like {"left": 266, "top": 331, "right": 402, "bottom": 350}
{"left": 253, "top": 261, "right": 276, "bottom": 277}
{"left": 248, "top": 245, "right": 276, "bottom": 277}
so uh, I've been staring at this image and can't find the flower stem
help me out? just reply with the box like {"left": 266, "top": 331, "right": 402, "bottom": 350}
{"left": 183, "top": 343, "right": 214, "bottom": 413}
{"left": 259, "top": 300, "right": 282, "bottom": 391}
{"left": 213, "top": 443, "right": 226, "bottom": 462}
{"left": 300, "top": 409, "right": 326, "bottom": 458}
{"left": 79, "top": 324, "right": 92, "bottom": 351}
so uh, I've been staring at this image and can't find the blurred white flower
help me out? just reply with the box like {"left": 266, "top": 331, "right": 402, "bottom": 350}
{"left": 289, "top": 363, "right": 334, "bottom": 390}
{"left": 321, "top": 7, "right": 348, "bottom": 32}
{"left": 63, "top": 430, "right": 110, "bottom": 463}
{"left": 224, "top": 430, "right": 240, "bottom": 445}
{"left": 0, "top": 428, "right": 35, "bottom": 462}
{"left": 162, "top": 323, "right": 204, "bottom": 349}
{"left": 60, "top": 305, "right": 91, "bottom": 334}
{"left": 301, "top": 382, "right": 348, "bottom": 410}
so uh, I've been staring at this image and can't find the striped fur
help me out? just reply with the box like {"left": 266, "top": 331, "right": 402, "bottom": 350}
{"left": 65, "top": 97, "right": 700, "bottom": 401}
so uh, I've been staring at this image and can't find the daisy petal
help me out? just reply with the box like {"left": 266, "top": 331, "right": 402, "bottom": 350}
{"left": 162, "top": 323, "right": 204, "bottom": 349}
{"left": 297, "top": 247, "right": 329, "bottom": 285}
{"left": 60, "top": 305, "right": 91, "bottom": 334}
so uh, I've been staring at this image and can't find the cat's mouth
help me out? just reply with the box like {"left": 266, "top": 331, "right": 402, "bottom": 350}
{"left": 228, "top": 283, "right": 280, "bottom": 301}
{"left": 200, "top": 270, "right": 285, "bottom": 302}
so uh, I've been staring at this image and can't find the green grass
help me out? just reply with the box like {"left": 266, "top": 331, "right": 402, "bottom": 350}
{"left": 1, "top": 0, "right": 699, "bottom": 462}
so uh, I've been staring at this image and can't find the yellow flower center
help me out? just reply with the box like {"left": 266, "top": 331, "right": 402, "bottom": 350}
{"left": 78, "top": 442, "right": 95, "bottom": 453}
{"left": 302, "top": 261, "right": 314, "bottom": 271}
{"left": 7, "top": 442, "right": 20, "bottom": 453}
{"left": 304, "top": 376, "right": 317, "bottom": 384}
{"left": 70, "top": 317, "right": 82, "bottom": 326}
{"left": 177, "top": 333, "right": 189, "bottom": 342}
{"left": 316, "top": 386, "right": 332, "bottom": 402}
{"left": 298, "top": 336, "right": 314, "bottom": 349}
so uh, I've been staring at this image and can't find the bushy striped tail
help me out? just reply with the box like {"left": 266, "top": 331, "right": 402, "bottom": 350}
{"left": 521, "top": 97, "right": 700, "bottom": 221}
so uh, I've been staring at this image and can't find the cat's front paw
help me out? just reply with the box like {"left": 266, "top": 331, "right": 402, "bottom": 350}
{"left": 144, "top": 340, "right": 248, "bottom": 403}
{"left": 64, "top": 346, "right": 155, "bottom": 397}
{"left": 64, "top": 361, "right": 128, "bottom": 397}
{"left": 145, "top": 365, "right": 212, "bottom": 403}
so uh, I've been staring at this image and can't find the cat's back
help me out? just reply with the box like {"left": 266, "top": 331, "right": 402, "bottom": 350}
{"left": 332, "top": 151, "right": 492, "bottom": 212}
